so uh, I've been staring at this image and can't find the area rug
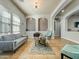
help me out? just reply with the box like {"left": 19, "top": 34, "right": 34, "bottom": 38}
{"left": 29, "top": 44, "right": 54, "bottom": 55}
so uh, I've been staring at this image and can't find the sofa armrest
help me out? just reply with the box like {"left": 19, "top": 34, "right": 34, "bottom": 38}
{"left": 0, "top": 41, "right": 15, "bottom": 51}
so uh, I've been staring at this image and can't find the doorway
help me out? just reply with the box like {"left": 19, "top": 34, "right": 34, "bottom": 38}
{"left": 54, "top": 18, "right": 61, "bottom": 38}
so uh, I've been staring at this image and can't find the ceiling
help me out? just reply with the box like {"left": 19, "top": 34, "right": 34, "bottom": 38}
{"left": 13, "top": 0, "right": 61, "bottom": 16}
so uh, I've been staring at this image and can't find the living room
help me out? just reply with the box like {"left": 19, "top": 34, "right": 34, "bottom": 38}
{"left": 0, "top": 0, "right": 79, "bottom": 59}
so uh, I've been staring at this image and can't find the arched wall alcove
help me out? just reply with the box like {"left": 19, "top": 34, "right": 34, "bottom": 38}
{"left": 67, "top": 14, "right": 79, "bottom": 32}
{"left": 26, "top": 16, "right": 49, "bottom": 38}
{"left": 26, "top": 17, "right": 36, "bottom": 31}
{"left": 38, "top": 18, "right": 48, "bottom": 31}
{"left": 64, "top": 6, "right": 79, "bottom": 32}
{"left": 61, "top": 6, "right": 79, "bottom": 43}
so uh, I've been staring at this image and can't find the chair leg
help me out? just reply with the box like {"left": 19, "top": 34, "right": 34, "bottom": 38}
{"left": 61, "top": 53, "right": 64, "bottom": 59}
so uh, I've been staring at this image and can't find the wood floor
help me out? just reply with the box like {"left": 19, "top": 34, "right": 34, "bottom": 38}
{"left": 0, "top": 38, "right": 76, "bottom": 59}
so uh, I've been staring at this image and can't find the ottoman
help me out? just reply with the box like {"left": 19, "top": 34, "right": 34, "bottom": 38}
{"left": 61, "top": 44, "right": 79, "bottom": 59}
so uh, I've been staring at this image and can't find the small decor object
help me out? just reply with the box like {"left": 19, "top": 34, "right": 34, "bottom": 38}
{"left": 74, "top": 22, "right": 79, "bottom": 28}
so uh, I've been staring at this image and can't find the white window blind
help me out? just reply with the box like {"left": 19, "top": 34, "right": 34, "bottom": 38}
{"left": 13, "top": 14, "right": 20, "bottom": 33}
{"left": 0, "top": 5, "right": 21, "bottom": 35}
{"left": 0, "top": 5, "right": 11, "bottom": 34}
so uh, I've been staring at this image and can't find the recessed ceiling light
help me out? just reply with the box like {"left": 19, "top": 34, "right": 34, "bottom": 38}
{"left": 61, "top": 9, "right": 64, "bottom": 13}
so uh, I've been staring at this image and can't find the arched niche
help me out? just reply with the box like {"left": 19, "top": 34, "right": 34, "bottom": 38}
{"left": 38, "top": 18, "right": 48, "bottom": 31}
{"left": 26, "top": 17, "right": 36, "bottom": 31}
{"left": 67, "top": 15, "right": 79, "bottom": 31}
{"left": 64, "top": 6, "right": 79, "bottom": 32}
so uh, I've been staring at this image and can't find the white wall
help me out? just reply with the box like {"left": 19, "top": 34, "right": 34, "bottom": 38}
{"left": 61, "top": 0, "right": 79, "bottom": 43}
{"left": 0, "top": 0, "right": 26, "bottom": 35}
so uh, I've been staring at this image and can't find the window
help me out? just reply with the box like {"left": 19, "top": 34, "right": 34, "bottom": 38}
{"left": 0, "top": 5, "right": 21, "bottom": 35}
{"left": 13, "top": 14, "right": 20, "bottom": 33}
{"left": 0, "top": 5, "right": 11, "bottom": 35}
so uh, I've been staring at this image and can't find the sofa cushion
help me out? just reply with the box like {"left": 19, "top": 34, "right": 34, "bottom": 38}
{"left": 2, "top": 35, "right": 15, "bottom": 41}
{"left": 14, "top": 37, "right": 26, "bottom": 45}
{"left": 10, "top": 34, "right": 16, "bottom": 40}
{"left": 15, "top": 34, "right": 22, "bottom": 39}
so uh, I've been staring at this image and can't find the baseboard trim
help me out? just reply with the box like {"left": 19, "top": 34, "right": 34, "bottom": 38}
{"left": 61, "top": 37, "right": 79, "bottom": 44}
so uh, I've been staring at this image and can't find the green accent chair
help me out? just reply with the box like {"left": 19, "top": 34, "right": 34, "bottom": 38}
{"left": 61, "top": 44, "right": 79, "bottom": 59}
{"left": 45, "top": 31, "right": 52, "bottom": 40}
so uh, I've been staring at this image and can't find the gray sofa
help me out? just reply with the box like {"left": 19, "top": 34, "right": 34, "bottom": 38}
{"left": 0, "top": 34, "right": 27, "bottom": 52}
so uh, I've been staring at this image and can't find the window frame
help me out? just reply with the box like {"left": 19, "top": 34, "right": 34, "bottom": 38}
{"left": 0, "top": 5, "right": 21, "bottom": 35}
{"left": 12, "top": 13, "right": 20, "bottom": 34}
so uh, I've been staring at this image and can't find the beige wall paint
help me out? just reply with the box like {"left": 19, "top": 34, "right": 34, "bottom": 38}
{"left": 0, "top": 0, "right": 26, "bottom": 35}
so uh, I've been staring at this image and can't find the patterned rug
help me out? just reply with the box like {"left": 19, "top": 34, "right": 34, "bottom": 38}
{"left": 29, "top": 44, "right": 54, "bottom": 55}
